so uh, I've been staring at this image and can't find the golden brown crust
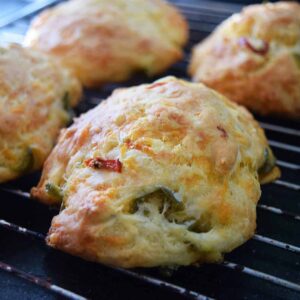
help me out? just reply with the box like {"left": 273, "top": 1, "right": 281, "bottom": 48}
{"left": 0, "top": 44, "right": 82, "bottom": 183}
{"left": 24, "top": 0, "right": 188, "bottom": 87}
{"left": 189, "top": 2, "right": 300, "bottom": 117}
{"left": 32, "top": 76, "right": 279, "bottom": 268}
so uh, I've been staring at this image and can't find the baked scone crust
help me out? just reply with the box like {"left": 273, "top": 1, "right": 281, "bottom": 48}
{"left": 24, "top": 0, "right": 188, "bottom": 87}
{"left": 32, "top": 77, "right": 279, "bottom": 268}
{"left": 0, "top": 44, "right": 81, "bottom": 183}
{"left": 189, "top": 2, "right": 300, "bottom": 117}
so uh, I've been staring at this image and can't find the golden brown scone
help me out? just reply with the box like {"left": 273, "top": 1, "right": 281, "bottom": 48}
{"left": 32, "top": 76, "right": 279, "bottom": 268}
{"left": 24, "top": 0, "right": 188, "bottom": 87}
{"left": 0, "top": 44, "right": 81, "bottom": 183}
{"left": 189, "top": 2, "right": 300, "bottom": 118}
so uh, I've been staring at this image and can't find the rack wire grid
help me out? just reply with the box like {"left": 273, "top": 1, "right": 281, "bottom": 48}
{"left": 0, "top": 0, "right": 299, "bottom": 299}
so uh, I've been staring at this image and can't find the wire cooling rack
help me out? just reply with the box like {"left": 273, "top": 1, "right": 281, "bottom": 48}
{"left": 0, "top": 1, "right": 299, "bottom": 299}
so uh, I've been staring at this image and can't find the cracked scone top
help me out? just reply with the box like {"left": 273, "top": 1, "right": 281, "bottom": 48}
{"left": 0, "top": 44, "right": 81, "bottom": 183}
{"left": 189, "top": 2, "right": 300, "bottom": 117}
{"left": 24, "top": 0, "right": 188, "bottom": 87}
{"left": 32, "top": 77, "right": 279, "bottom": 268}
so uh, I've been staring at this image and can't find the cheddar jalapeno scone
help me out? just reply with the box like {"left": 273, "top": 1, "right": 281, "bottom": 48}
{"left": 32, "top": 77, "right": 279, "bottom": 268}
{"left": 0, "top": 44, "right": 81, "bottom": 183}
{"left": 24, "top": 0, "right": 188, "bottom": 87}
{"left": 189, "top": 2, "right": 300, "bottom": 117}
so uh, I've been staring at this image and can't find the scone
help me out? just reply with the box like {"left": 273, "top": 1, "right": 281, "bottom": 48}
{"left": 32, "top": 77, "right": 279, "bottom": 268}
{"left": 0, "top": 44, "right": 81, "bottom": 183}
{"left": 189, "top": 2, "right": 300, "bottom": 117}
{"left": 24, "top": 0, "right": 188, "bottom": 87}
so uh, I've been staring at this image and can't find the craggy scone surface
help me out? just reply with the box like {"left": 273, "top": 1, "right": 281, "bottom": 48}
{"left": 24, "top": 0, "right": 188, "bottom": 87}
{"left": 32, "top": 77, "right": 279, "bottom": 268}
{"left": 189, "top": 1, "right": 300, "bottom": 117}
{"left": 0, "top": 44, "right": 81, "bottom": 183}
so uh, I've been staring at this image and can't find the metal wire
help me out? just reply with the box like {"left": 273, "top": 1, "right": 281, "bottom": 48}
{"left": 258, "top": 204, "right": 300, "bottom": 221}
{"left": 274, "top": 180, "right": 300, "bottom": 191}
{"left": 253, "top": 234, "right": 300, "bottom": 254}
{"left": 222, "top": 261, "right": 300, "bottom": 293}
{"left": 259, "top": 122, "right": 300, "bottom": 137}
{"left": 0, "top": 261, "right": 87, "bottom": 300}
{"left": 0, "top": 0, "right": 59, "bottom": 28}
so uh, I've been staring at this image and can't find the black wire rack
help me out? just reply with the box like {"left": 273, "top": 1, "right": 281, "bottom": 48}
{"left": 0, "top": 1, "right": 299, "bottom": 299}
